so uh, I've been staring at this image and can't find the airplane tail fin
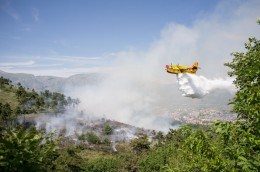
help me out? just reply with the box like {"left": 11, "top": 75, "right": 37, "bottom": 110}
{"left": 191, "top": 61, "right": 199, "bottom": 70}
{"left": 193, "top": 61, "right": 199, "bottom": 67}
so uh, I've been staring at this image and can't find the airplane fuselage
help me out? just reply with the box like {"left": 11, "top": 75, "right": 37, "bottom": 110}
{"left": 165, "top": 62, "right": 199, "bottom": 75}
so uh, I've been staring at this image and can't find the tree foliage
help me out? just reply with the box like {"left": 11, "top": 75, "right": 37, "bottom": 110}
{"left": 0, "top": 77, "right": 12, "bottom": 88}
{"left": 130, "top": 135, "right": 151, "bottom": 154}
{"left": 0, "top": 127, "right": 58, "bottom": 172}
{"left": 0, "top": 76, "right": 77, "bottom": 115}
{"left": 225, "top": 37, "right": 260, "bottom": 134}
{"left": 78, "top": 132, "right": 101, "bottom": 144}
{"left": 103, "top": 122, "right": 113, "bottom": 135}
{"left": 84, "top": 157, "right": 121, "bottom": 172}
{"left": 0, "top": 103, "right": 12, "bottom": 122}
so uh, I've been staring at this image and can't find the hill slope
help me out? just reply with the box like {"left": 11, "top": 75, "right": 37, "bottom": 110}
{"left": 0, "top": 70, "right": 103, "bottom": 92}
{"left": 0, "top": 87, "right": 19, "bottom": 111}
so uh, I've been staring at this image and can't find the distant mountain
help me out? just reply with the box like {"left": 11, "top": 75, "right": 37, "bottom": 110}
{"left": 0, "top": 70, "right": 103, "bottom": 92}
{"left": 0, "top": 70, "right": 235, "bottom": 112}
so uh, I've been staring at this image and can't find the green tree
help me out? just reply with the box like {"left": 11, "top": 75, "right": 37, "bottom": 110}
{"left": 84, "top": 157, "right": 121, "bottom": 172}
{"left": 78, "top": 132, "right": 101, "bottom": 144}
{"left": 103, "top": 122, "right": 113, "bottom": 135}
{"left": 0, "top": 76, "right": 11, "bottom": 88}
{"left": 14, "top": 106, "right": 22, "bottom": 115}
{"left": 0, "top": 127, "right": 58, "bottom": 171}
{"left": 54, "top": 146, "right": 85, "bottom": 172}
{"left": 0, "top": 103, "right": 12, "bottom": 122}
{"left": 155, "top": 131, "right": 164, "bottom": 145}
{"left": 16, "top": 85, "right": 26, "bottom": 100}
{"left": 130, "top": 135, "right": 150, "bottom": 154}
{"left": 225, "top": 36, "right": 260, "bottom": 134}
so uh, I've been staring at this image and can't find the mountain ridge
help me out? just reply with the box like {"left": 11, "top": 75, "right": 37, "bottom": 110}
{"left": 0, "top": 70, "right": 103, "bottom": 92}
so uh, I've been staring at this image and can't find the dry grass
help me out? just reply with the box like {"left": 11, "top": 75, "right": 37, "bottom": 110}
{"left": 0, "top": 88, "right": 19, "bottom": 110}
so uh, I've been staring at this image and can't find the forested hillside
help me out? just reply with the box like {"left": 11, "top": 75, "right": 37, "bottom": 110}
{"left": 0, "top": 76, "right": 77, "bottom": 122}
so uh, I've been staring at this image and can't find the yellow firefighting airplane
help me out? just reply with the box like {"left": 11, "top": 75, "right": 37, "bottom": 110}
{"left": 165, "top": 62, "right": 199, "bottom": 74}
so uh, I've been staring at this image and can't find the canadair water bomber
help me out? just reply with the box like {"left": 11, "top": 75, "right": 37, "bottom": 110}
{"left": 165, "top": 62, "right": 199, "bottom": 74}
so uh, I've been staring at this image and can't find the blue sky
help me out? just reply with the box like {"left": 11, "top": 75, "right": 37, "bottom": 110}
{"left": 0, "top": 0, "right": 259, "bottom": 77}
{"left": 0, "top": 0, "right": 218, "bottom": 56}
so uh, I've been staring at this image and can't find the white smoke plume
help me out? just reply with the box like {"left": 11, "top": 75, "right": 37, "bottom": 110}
{"left": 177, "top": 74, "right": 236, "bottom": 98}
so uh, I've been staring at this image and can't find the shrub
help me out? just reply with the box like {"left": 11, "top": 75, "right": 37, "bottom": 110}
{"left": 103, "top": 122, "right": 113, "bottom": 135}
{"left": 130, "top": 135, "right": 150, "bottom": 154}
{"left": 138, "top": 145, "right": 175, "bottom": 172}
{"left": 103, "top": 137, "right": 111, "bottom": 145}
{"left": 78, "top": 132, "right": 101, "bottom": 144}
{"left": 0, "top": 126, "right": 58, "bottom": 171}
{"left": 86, "top": 132, "right": 101, "bottom": 144}
{"left": 84, "top": 157, "right": 121, "bottom": 172}
{"left": 0, "top": 103, "right": 12, "bottom": 122}
{"left": 54, "top": 146, "right": 85, "bottom": 171}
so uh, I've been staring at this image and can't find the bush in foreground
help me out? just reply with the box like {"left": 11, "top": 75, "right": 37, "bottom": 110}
{"left": 0, "top": 126, "right": 58, "bottom": 171}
